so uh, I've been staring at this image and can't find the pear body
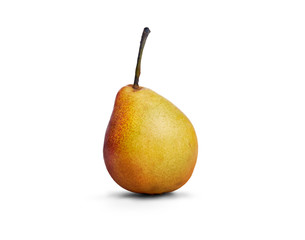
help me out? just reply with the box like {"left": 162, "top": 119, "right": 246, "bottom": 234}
{"left": 103, "top": 85, "right": 198, "bottom": 194}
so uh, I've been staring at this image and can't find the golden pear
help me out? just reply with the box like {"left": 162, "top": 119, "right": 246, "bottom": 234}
{"left": 103, "top": 28, "right": 198, "bottom": 194}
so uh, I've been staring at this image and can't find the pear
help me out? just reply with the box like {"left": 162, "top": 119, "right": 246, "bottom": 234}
{"left": 103, "top": 28, "right": 198, "bottom": 194}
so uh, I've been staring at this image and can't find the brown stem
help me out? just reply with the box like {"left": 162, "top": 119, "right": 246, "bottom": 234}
{"left": 133, "top": 27, "right": 151, "bottom": 89}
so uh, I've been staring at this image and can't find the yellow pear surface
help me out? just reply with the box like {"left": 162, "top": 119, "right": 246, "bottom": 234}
{"left": 103, "top": 85, "right": 198, "bottom": 194}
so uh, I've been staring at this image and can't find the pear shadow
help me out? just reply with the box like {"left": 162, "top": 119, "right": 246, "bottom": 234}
{"left": 106, "top": 190, "right": 191, "bottom": 200}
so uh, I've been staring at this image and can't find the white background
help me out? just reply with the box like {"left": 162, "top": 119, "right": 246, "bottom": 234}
{"left": 0, "top": 0, "right": 304, "bottom": 239}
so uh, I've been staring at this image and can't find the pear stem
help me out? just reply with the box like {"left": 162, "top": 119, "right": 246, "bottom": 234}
{"left": 133, "top": 27, "right": 151, "bottom": 89}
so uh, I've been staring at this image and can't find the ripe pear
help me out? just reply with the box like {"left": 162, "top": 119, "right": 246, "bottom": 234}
{"left": 103, "top": 28, "right": 198, "bottom": 194}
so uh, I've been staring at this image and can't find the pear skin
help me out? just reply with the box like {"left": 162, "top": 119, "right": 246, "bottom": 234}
{"left": 103, "top": 85, "right": 198, "bottom": 194}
